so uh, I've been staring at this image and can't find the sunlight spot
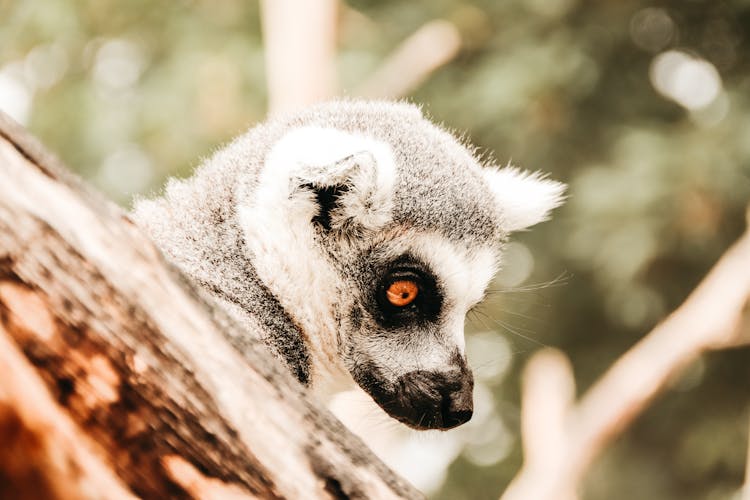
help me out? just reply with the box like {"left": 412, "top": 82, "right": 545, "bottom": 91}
{"left": 496, "top": 241, "right": 534, "bottom": 288}
{"left": 605, "top": 285, "right": 664, "bottom": 329}
{"left": 24, "top": 43, "right": 69, "bottom": 90}
{"left": 630, "top": 8, "right": 675, "bottom": 52}
{"left": 463, "top": 415, "right": 514, "bottom": 466}
{"left": 690, "top": 91, "right": 729, "bottom": 127}
{"left": 92, "top": 39, "right": 145, "bottom": 91}
{"left": 650, "top": 50, "right": 722, "bottom": 110}
{"left": 95, "top": 144, "right": 155, "bottom": 201}
{"left": 467, "top": 331, "right": 512, "bottom": 383}
{"left": 0, "top": 62, "right": 33, "bottom": 124}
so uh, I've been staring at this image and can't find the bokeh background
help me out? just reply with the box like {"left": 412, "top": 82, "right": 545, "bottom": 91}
{"left": 2, "top": 1, "right": 750, "bottom": 498}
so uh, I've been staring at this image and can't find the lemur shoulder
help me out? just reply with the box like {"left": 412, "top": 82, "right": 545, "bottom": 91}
{"left": 132, "top": 100, "right": 565, "bottom": 431}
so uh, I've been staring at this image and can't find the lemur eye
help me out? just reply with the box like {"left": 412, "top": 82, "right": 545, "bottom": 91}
{"left": 375, "top": 262, "right": 441, "bottom": 327}
{"left": 386, "top": 280, "right": 419, "bottom": 307}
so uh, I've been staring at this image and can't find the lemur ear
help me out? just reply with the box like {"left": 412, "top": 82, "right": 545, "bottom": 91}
{"left": 293, "top": 151, "right": 386, "bottom": 231}
{"left": 264, "top": 126, "right": 396, "bottom": 232}
{"left": 482, "top": 167, "right": 566, "bottom": 233}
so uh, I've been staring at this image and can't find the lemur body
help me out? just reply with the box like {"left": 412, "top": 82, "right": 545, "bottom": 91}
{"left": 132, "top": 100, "right": 564, "bottom": 430}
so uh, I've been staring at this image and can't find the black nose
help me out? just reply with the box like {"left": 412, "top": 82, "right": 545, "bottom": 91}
{"left": 440, "top": 375, "right": 474, "bottom": 429}
{"left": 380, "top": 366, "right": 474, "bottom": 430}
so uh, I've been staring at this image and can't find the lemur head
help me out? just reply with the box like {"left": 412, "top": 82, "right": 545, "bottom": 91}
{"left": 239, "top": 101, "right": 564, "bottom": 430}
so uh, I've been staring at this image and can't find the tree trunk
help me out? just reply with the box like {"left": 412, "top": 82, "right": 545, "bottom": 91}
{"left": 0, "top": 111, "right": 421, "bottom": 500}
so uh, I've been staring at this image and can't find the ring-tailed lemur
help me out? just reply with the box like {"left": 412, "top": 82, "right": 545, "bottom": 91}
{"left": 132, "top": 100, "right": 564, "bottom": 431}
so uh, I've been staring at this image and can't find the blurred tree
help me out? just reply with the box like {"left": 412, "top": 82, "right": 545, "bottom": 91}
{"left": 2, "top": 1, "right": 749, "bottom": 498}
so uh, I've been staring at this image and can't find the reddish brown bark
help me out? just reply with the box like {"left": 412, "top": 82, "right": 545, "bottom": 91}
{"left": 0, "top": 111, "right": 421, "bottom": 500}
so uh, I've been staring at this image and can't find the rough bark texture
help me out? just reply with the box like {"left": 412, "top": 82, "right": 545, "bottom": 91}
{"left": 0, "top": 111, "right": 422, "bottom": 500}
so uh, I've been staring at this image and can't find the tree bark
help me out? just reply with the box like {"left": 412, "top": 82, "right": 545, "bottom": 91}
{"left": 0, "top": 111, "right": 421, "bottom": 500}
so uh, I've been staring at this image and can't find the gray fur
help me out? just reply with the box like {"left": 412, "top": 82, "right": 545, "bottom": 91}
{"left": 132, "top": 99, "right": 564, "bottom": 430}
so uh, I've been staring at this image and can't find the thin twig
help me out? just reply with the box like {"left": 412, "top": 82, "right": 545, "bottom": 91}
{"left": 502, "top": 218, "right": 750, "bottom": 500}
{"left": 355, "top": 20, "right": 461, "bottom": 99}
{"left": 502, "top": 349, "right": 577, "bottom": 500}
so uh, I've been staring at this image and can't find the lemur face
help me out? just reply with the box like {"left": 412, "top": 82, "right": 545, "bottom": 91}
{"left": 337, "top": 239, "right": 497, "bottom": 430}
{"left": 239, "top": 103, "right": 564, "bottom": 431}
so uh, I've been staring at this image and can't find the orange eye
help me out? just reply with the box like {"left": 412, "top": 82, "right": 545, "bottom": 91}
{"left": 386, "top": 280, "right": 419, "bottom": 307}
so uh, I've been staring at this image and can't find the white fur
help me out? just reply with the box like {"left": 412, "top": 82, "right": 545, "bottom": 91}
{"left": 267, "top": 126, "right": 396, "bottom": 232}
{"left": 366, "top": 232, "right": 498, "bottom": 376}
{"left": 131, "top": 100, "right": 565, "bottom": 454}
{"left": 410, "top": 234, "right": 497, "bottom": 349}
{"left": 238, "top": 126, "right": 398, "bottom": 397}
{"left": 482, "top": 167, "right": 566, "bottom": 233}
{"left": 235, "top": 126, "right": 559, "bottom": 401}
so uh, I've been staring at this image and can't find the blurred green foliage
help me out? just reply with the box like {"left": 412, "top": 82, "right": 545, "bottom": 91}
{"left": 2, "top": 1, "right": 750, "bottom": 499}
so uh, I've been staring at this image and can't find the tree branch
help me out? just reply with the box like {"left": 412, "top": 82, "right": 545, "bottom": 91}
{"left": 260, "top": 0, "right": 339, "bottom": 115}
{"left": 355, "top": 20, "right": 461, "bottom": 100}
{"left": 0, "top": 111, "right": 421, "bottom": 499}
{"left": 0, "top": 318, "right": 135, "bottom": 499}
{"left": 502, "top": 215, "right": 750, "bottom": 500}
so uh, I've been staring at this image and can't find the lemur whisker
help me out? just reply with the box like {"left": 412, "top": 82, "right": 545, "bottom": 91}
{"left": 131, "top": 99, "right": 564, "bottom": 440}
{"left": 489, "top": 307, "right": 544, "bottom": 322}
{"left": 486, "top": 271, "right": 570, "bottom": 294}
{"left": 472, "top": 310, "right": 547, "bottom": 347}
{"left": 469, "top": 312, "right": 534, "bottom": 355}
{"left": 478, "top": 313, "right": 539, "bottom": 337}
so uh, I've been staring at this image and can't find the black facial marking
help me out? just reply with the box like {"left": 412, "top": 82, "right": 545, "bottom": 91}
{"left": 372, "top": 255, "right": 442, "bottom": 329}
{"left": 206, "top": 277, "right": 311, "bottom": 386}
{"left": 306, "top": 184, "right": 349, "bottom": 231}
{"left": 349, "top": 305, "right": 362, "bottom": 330}
{"left": 351, "top": 351, "right": 474, "bottom": 430}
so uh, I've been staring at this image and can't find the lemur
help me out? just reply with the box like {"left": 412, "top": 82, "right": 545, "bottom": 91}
{"left": 132, "top": 100, "right": 564, "bottom": 431}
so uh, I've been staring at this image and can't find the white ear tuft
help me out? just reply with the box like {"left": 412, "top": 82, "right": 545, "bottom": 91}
{"left": 260, "top": 126, "right": 397, "bottom": 232}
{"left": 292, "top": 151, "right": 376, "bottom": 189}
{"left": 482, "top": 167, "right": 566, "bottom": 233}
